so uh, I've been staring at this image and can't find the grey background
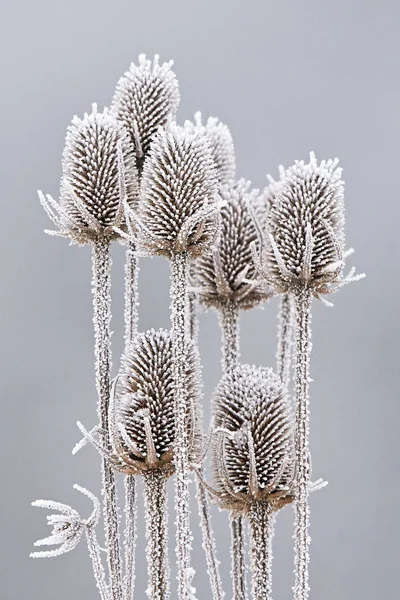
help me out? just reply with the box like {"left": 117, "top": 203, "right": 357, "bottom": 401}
{"left": 0, "top": 0, "right": 399, "bottom": 598}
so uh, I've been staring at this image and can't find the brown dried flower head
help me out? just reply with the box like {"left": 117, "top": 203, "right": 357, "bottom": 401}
{"left": 252, "top": 152, "right": 364, "bottom": 298}
{"left": 111, "top": 54, "right": 180, "bottom": 172}
{"left": 194, "top": 112, "right": 236, "bottom": 186}
{"left": 137, "top": 122, "right": 220, "bottom": 258}
{"left": 209, "top": 364, "right": 295, "bottom": 514}
{"left": 193, "top": 179, "right": 273, "bottom": 310}
{"left": 39, "top": 104, "right": 138, "bottom": 245}
{"left": 109, "top": 329, "right": 202, "bottom": 476}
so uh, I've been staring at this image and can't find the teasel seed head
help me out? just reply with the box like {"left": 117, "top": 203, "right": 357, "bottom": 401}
{"left": 252, "top": 152, "right": 365, "bottom": 298}
{"left": 194, "top": 112, "right": 236, "bottom": 186}
{"left": 39, "top": 104, "right": 138, "bottom": 245}
{"left": 137, "top": 122, "right": 220, "bottom": 258}
{"left": 109, "top": 329, "right": 202, "bottom": 476}
{"left": 209, "top": 364, "right": 295, "bottom": 515}
{"left": 193, "top": 179, "right": 273, "bottom": 310}
{"left": 111, "top": 54, "right": 180, "bottom": 172}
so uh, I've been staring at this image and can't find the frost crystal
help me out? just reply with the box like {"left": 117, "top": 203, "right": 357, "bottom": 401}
{"left": 137, "top": 122, "right": 220, "bottom": 258}
{"left": 194, "top": 112, "right": 236, "bottom": 185}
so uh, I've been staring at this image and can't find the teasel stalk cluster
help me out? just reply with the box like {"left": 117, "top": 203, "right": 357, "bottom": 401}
{"left": 32, "top": 53, "right": 364, "bottom": 600}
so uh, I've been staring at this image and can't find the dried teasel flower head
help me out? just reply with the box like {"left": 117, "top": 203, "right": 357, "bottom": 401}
{"left": 137, "top": 122, "right": 220, "bottom": 258}
{"left": 252, "top": 152, "right": 365, "bottom": 299}
{"left": 30, "top": 485, "right": 100, "bottom": 558}
{"left": 193, "top": 112, "right": 236, "bottom": 186}
{"left": 208, "top": 365, "right": 295, "bottom": 515}
{"left": 39, "top": 104, "right": 138, "bottom": 245}
{"left": 192, "top": 179, "right": 274, "bottom": 310}
{"left": 111, "top": 54, "right": 180, "bottom": 172}
{"left": 108, "top": 329, "right": 202, "bottom": 476}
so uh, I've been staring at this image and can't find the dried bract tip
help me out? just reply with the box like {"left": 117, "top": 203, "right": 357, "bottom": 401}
{"left": 39, "top": 106, "right": 138, "bottom": 245}
{"left": 111, "top": 54, "right": 180, "bottom": 170}
{"left": 110, "top": 329, "right": 202, "bottom": 475}
{"left": 138, "top": 122, "right": 220, "bottom": 258}
{"left": 30, "top": 485, "right": 100, "bottom": 558}
{"left": 210, "top": 365, "right": 295, "bottom": 514}
{"left": 254, "top": 152, "right": 364, "bottom": 296}
{"left": 193, "top": 179, "right": 273, "bottom": 309}
{"left": 194, "top": 112, "right": 236, "bottom": 186}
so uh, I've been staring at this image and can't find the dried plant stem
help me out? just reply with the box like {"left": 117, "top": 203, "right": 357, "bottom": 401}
{"left": 276, "top": 293, "right": 295, "bottom": 390}
{"left": 188, "top": 291, "right": 199, "bottom": 343}
{"left": 85, "top": 527, "right": 109, "bottom": 600}
{"left": 171, "top": 251, "right": 193, "bottom": 600}
{"left": 92, "top": 238, "right": 122, "bottom": 600}
{"left": 220, "top": 301, "right": 246, "bottom": 600}
{"left": 293, "top": 288, "right": 312, "bottom": 600}
{"left": 220, "top": 300, "right": 240, "bottom": 372}
{"left": 231, "top": 515, "right": 247, "bottom": 600}
{"left": 248, "top": 503, "right": 275, "bottom": 600}
{"left": 196, "top": 474, "right": 224, "bottom": 600}
{"left": 123, "top": 241, "right": 139, "bottom": 600}
{"left": 144, "top": 471, "right": 170, "bottom": 600}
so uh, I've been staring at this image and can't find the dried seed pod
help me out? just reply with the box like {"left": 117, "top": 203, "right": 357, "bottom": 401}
{"left": 253, "top": 152, "right": 363, "bottom": 297}
{"left": 193, "top": 179, "right": 273, "bottom": 310}
{"left": 138, "top": 122, "right": 220, "bottom": 258}
{"left": 39, "top": 104, "right": 138, "bottom": 245}
{"left": 210, "top": 364, "right": 295, "bottom": 514}
{"left": 110, "top": 329, "right": 202, "bottom": 476}
{"left": 111, "top": 54, "right": 180, "bottom": 170}
{"left": 194, "top": 112, "right": 236, "bottom": 186}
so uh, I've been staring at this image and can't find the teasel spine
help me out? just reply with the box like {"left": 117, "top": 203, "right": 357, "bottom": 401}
{"left": 171, "top": 251, "right": 193, "bottom": 600}
{"left": 277, "top": 293, "right": 295, "bottom": 391}
{"left": 219, "top": 300, "right": 246, "bottom": 600}
{"left": 248, "top": 502, "right": 276, "bottom": 600}
{"left": 293, "top": 287, "right": 312, "bottom": 600}
{"left": 92, "top": 237, "right": 122, "bottom": 600}
{"left": 144, "top": 471, "right": 170, "bottom": 600}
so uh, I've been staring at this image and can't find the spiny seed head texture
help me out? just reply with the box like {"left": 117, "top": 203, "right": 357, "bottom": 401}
{"left": 138, "top": 122, "right": 220, "bottom": 258}
{"left": 193, "top": 179, "right": 273, "bottom": 309}
{"left": 111, "top": 329, "right": 202, "bottom": 476}
{"left": 211, "top": 364, "right": 295, "bottom": 514}
{"left": 194, "top": 112, "right": 236, "bottom": 186}
{"left": 58, "top": 104, "right": 138, "bottom": 244}
{"left": 111, "top": 54, "right": 180, "bottom": 171}
{"left": 262, "top": 152, "right": 346, "bottom": 294}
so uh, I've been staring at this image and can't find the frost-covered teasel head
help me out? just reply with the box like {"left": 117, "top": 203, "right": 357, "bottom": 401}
{"left": 38, "top": 105, "right": 138, "bottom": 245}
{"left": 30, "top": 485, "right": 100, "bottom": 558}
{"left": 209, "top": 365, "right": 295, "bottom": 514}
{"left": 194, "top": 112, "right": 236, "bottom": 186}
{"left": 109, "top": 329, "right": 202, "bottom": 476}
{"left": 193, "top": 179, "right": 273, "bottom": 310}
{"left": 137, "top": 122, "right": 220, "bottom": 258}
{"left": 252, "top": 152, "right": 364, "bottom": 298}
{"left": 111, "top": 54, "right": 180, "bottom": 171}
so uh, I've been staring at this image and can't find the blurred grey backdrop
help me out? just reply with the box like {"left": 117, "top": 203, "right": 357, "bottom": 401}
{"left": 0, "top": 0, "right": 399, "bottom": 599}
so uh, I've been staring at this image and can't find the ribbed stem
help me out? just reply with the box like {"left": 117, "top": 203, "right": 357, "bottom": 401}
{"left": 293, "top": 288, "right": 312, "bottom": 600}
{"left": 196, "top": 474, "right": 225, "bottom": 600}
{"left": 144, "top": 471, "right": 170, "bottom": 600}
{"left": 249, "top": 503, "right": 275, "bottom": 600}
{"left": 276, "top": 293, "right": 295, "bottom": 391}
{"left": 187, "top": 291, "right": 199, "bottom": 343}
{"left": 86, "top": 527, "right": 109, "bottom": 600}
{"left": 220, "top": 300, "right": 240, "bottom": 373}
{"left": 231, "top": 515, "right": 247, "bottom": 600}
{"left": 92, "top": 238, "right": 122, "bottom": 600}
{"left": 123, "top": 241, "right": 139, "bottom": 600}
{"left": 171, "top": 251, "right": 193, "bottom": 600}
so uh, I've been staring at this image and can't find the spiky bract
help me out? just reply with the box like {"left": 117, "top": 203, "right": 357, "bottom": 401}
{"left": 111, "top": 54, "right": 180, "bottom": 170}
{"left": 110, "top": 329, "right": 202, "bottom": 475}
{"left": 138, "top": 122, "right": 220, "bottom": 258}
{"left": 194, "top": 179, "right": 273, "bottom": 309}
{"left": 194, "top": 112, "right": 236, "bottom": 186}
{"left": 210, "top": 364, "right": 295, "bottom": 514}
{"left": 39, "top": 105, "right": 138, "bottom": 245}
